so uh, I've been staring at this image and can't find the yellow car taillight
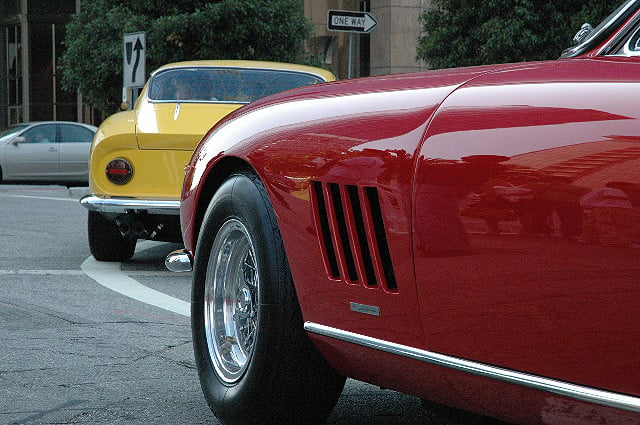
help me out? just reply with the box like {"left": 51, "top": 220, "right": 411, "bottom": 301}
{"left": 105, "top": 158, "right": 133, "bottom": 185}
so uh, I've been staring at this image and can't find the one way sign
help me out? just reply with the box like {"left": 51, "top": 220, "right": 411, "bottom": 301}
{"left": 123, "top": 32, "right": 146, "bottom": 87}
{"left": 327, "top": 10, "right": 378, "bottom": 33}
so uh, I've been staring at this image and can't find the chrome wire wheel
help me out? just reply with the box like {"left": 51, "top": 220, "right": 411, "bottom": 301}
{"left": 192, "top": 173, "right": 346, "bottom": 424}
{"left": 204, "top": 218, "right": 259, "bottom": 384}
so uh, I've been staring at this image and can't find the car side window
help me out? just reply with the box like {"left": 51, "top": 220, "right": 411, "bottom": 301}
{"left": 21, "top": 124, "right": 56, "bottom": 143}
{"left": 59, "top": 124, "right": 93, "bottom": 143}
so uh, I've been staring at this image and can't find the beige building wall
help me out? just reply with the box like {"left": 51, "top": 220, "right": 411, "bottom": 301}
{"left": 303, "top": 0, "right": 430, "bottom": 79}
{"left": 304, "top": 0, "right": 360, "bottom": 79}
{"left": 370, "top": 0, "right": 430, "bottom": 76}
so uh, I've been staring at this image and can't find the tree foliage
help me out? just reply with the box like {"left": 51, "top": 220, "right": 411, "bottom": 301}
{"left": 417, "top": 0, "right": 617, "bottom": 69}
{"left": 60, "top": 0, "right": 313, "bottom": 112}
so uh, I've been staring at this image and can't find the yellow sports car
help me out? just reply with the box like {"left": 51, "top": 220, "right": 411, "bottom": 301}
{"left": 81, "top": 60, "right": 335, "bottom": 261}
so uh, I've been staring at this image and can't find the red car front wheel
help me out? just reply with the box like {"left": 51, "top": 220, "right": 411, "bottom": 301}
{"left": 191, "top": 171, "right": 345, "bottom": 425}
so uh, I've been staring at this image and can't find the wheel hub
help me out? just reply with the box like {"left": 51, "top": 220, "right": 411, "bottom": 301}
{"left": 204, "top": 219, "right": 259, "bottom": 384}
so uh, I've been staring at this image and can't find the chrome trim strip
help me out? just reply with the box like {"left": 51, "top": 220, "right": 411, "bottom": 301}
{"left": 304, "top": 322, "right": 640, "bottom": 413}
{"left": 151, "top": 99, "right": 249, "bottom": 105}
{"left": 80, "top": 195, "right": 180, "bottom": 215}
{"left": 149, "top": 65, "right": 327, "bottom": 82}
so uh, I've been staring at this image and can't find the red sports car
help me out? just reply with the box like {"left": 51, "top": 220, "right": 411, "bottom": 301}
{"left": 167, "top": 1, "right": 640, "bottom": 423}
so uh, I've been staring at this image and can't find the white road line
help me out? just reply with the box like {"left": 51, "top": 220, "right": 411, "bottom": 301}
{"left": 0, "top": 270, "right": 85, "bottom": 275}
{"left": 0, "top": 193, "right": 78, "bottom": 202}
{"left": 4, "top": 189, "right": 190, "bottom": 316}
{"left": 81, "top": 241, "right": 190, "bottom": 317}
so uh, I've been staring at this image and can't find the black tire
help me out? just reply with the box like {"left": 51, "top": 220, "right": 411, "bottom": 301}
{"left": 192, "top": 172, "right": 345, "bottom": 425}
{"left": 88, "top": 210, "right": 136, "bottom": 261}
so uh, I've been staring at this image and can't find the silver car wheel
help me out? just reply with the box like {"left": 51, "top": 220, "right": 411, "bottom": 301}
{"left": 204, "top": 218, "right": 259, "bottom": 384}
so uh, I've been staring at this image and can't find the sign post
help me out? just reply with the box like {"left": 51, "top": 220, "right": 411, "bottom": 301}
{"left": 123, "top": 32, "right": 146, "bottom": 108}
{"left": 327, "top": 10, "right": 377, "bottom": 79}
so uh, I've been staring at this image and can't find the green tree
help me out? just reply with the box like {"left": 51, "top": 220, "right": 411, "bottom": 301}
{"left": 60, "top": 0, "right": 313, "bottom": 112}
{"left": 417, "top": 0, "right": 616, "bottom": 69}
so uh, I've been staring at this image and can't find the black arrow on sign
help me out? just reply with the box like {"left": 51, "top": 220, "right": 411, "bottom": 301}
{"left": 132, "top": 38, "right": 143, "bottom": 84}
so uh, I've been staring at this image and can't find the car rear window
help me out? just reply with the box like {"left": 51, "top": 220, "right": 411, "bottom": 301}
{"left": 148, "top": 67, "right": 325, "bottom": 103}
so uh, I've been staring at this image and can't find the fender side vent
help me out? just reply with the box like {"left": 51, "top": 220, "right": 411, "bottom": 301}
{"left": 365, "top": 187, "right": 397, "bottom": 290}
{"left": 346, "top": 185, "right": 377, "bottom": 286}
{"left": 328, "top": 183, "right": 359, "bottom": 281}
{"left": 311, "top": 180, "right": 340, "bottom": 278}
{"left": 311, "top": 181, "right": 397, "bottom": 292}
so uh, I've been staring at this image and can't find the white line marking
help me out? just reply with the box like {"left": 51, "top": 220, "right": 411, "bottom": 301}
{"left": 0, "top": 194, "right": 78, "bottom": 202}
{"left": 3, "top": 189, "right": 190, "bottom": 316}
{"left": 0, "top": 270, "right": 85, "bottom": 275}
{"left": 81, "top": 241, "right": 190, "bottom": 317}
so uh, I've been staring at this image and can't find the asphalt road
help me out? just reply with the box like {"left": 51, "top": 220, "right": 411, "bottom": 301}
{"left": 0, "top": 184, "right": 508, "bottom": 425}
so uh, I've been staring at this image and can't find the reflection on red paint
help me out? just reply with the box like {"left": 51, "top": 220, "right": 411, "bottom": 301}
{"left": 428, "top": 106, "right": 632, "bottom": 136}
{"left": 416, "top": 126, "right": 640, "bottom": 396}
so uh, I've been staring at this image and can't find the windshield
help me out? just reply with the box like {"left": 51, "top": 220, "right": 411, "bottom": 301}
{"left": 148, "top": 67, "right": 326, "bottom": 103}
{"left": 580, "top": 1, "right": 634, "bottom": 46}
{"left": 562, "top": 0, "right": 640, "bottom": 57}
{"left": 0, "top": 124, "right": 28, "bottom": 142}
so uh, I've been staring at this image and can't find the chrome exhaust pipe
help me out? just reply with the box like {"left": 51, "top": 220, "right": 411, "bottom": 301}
{"left": 118, "top": 221, "right": 131, "bottom": 237}
{"left": 132, "top": 222, "right": 147, "bottom": 237}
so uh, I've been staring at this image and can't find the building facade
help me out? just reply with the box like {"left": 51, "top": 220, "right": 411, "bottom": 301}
{"left": 0, "top": 0, "right": 430, "bottom": 130}
{"left": 305, "top": 0, "right": 430, "bottom": 78}
{"left": 0, "top": 0, "right": 99, "bottom": 129}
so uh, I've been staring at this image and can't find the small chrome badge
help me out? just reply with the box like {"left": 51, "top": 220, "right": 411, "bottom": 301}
{"left": 350, "top": 302, "right": 380, "bottom": 316}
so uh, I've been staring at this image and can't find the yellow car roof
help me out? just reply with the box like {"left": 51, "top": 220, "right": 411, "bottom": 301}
{"left": 152, "top": 60, "right": 335, "bottom": 82}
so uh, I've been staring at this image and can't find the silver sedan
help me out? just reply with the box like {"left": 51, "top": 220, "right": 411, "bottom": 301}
{"left": 0, "top": 121, "right": 97, "bottom": 184}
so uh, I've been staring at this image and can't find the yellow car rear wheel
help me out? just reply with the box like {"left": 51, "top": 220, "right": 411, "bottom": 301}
{"left": 88, "top": 211, "right": 137, "bottom": 262}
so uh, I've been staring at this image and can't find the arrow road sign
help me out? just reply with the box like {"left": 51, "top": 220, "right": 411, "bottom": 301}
{"left": 123, "top": 32, "right": 146, "bottom": 87}
{"left": 327, "top": 10, "right": 378, "bottom": 33}
{"left": 131, "top": 38, "right": 143, "bottom": 83}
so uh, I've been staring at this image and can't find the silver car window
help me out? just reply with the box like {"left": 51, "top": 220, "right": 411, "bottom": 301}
{"left": 0, "top": 124, "right": 29, "bottom": 141}
{"left": 21, "top": 124, "right": 56, "bottom": 143}
{"left": 59, "top": 124, "right": 94, "bottom": 143}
